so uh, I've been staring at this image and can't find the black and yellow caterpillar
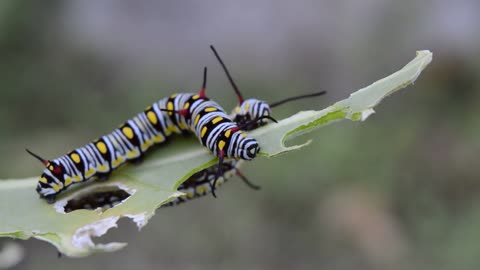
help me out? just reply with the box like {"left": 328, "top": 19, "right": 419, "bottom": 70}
{"left": 164, "top": 46, "right": 326, "bottom": 206}
{"left": 163, "top": 160, "right": 240, "bottom": 207}
{"left": 28, "top": 68, "right": 264, "bottom": 204}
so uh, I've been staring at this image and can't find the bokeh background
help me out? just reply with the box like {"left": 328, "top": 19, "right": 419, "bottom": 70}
{"left": 0, "top": 1, "right": 479, "bottom": 269}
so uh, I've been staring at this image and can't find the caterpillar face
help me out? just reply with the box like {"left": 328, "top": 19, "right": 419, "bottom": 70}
{"left": 243, "top": 140, "right": 260, "bottom": 160}
{"left": 36, "top": 160, "right": 66, "bottom": 198}
{"left": 232, "top": 98, "right": 271, "bottom": 130}
{"left": 229, "top": 132, "right": 260, "bottom": 160}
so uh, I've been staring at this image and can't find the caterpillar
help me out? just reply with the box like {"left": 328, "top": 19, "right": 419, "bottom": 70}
{"left": 199, "top": 46, "right": 326, "bottom": 191}
{"left": 163, "top": 46, "right": 327, "bottom": 206}
{"left": 162, "top": 160, "right": 240, "bottom": 207}
{"left": 27, "top": 67, "right": 269, "bottom": 204}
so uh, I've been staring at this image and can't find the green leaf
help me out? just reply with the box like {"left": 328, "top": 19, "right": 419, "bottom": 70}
{"left": 0, "top": 50, "right": 432, "bottom": 257}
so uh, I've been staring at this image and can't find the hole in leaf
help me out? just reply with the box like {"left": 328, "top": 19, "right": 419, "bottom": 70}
{"left": 64, "top": 187, "right": 132, "bottom": 213}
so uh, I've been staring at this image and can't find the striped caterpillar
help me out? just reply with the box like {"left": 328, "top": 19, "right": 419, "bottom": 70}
{"left": 27, "top": 68, "right": 271, "bottom": 204}
{"left": 164, "top": 46, "right": 326, "bottom": 206}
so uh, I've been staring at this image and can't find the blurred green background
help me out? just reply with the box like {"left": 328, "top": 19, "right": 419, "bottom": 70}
{"left": 1, "top": 1, "right": 479, "bottom": 269}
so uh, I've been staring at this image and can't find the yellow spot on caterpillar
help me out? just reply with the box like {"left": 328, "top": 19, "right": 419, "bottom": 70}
{"left": 70, "top": 153, "right": 81, "bottom": 164}
{"left": 127, "top": 149, "right": 140, "bottom": 159}
{"left": 171, "top": 93, "right": 178, "bottom": 98}
{"left": 225, "top": 129, "right": 232, "bottom": 138}
{"left": 218, "top": 140, "right": 226, "bottom": 150}
{"left": 96, "top": 142, "right": 108, "bottom": 154}
{"left": 242, "top": 133, "right": 247, "bottom": 138}
{"left": 205, "top": 107, "right": 216, "bottom": 112}
{"left": 39, "top": 177, "right": 48, "bottom": 184}
{"left": 153, "top": 134, "right": 165, "bottom": 143}
{"left": 212, "top": 116, "right": 223, "bottom": 124}
{"left": 184, "top": 102, "right": 190, "bottom": 109}
{"left": 141, "top": 140, "right": 153, "bottom": 151}
{"left": 196, "top": 185, "right": 208, "bottom": 194}
{"left": 96, "top": 164, "right": 108, "bottom": 172}
{"left": 194, "top": 115, "right": 201, "bottom": 126}
{"left": 234, "top": 106, "right": 240, "bottom": 112}
{"left": 162, "top": 125, "right": 172, "bottom": 135}
{"left": 167, "top": 102, "right": 174, "bottom": 111}
{"left": 64, "top": 177, "right": 72, "bottom": 186}
{"left": 245, "top": 102, "right": 251, "bottom": 111}
{"left": 122, "top": 127, "right": 134, "bottom": 139}
{"left": 85, "top": 167, "right": 95, "bottom": 178}
{"left": 192, "top": 95, "right": 200, "bottom": 100}
{"left": 74, "top": 175, "right": 83, "bottom": 182}
{"left": 178, "top": 121, "right": 187, "bottom": 130}
{"left": 111, "top": 156, "right": 125, "bottom": 168}
{"left": 167, "top": 124, "right": 179, "bottom": 134}
{"left": 201, "top": 126, "right": 208, "bottom": 138}
{"left": 49, "top": 165, "right": 54, "bottom": 171}
{"left": 52, "top": 183, "right": 61, "bottom": 192}
{"left": 147, "top": 111, "right": 158, "bottom": 125}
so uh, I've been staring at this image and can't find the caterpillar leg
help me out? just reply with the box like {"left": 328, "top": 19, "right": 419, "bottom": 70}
{"left": 45, "top": 194, "right": 57, "bottom": 204}
{"left": 235, "top": 169, "right": 261, "bottom": 190}
{"left": 130, "top": 156, "right": 144, "bottom": 165}
{"left": 210, "top": 150, "right": 225, "bottom": 198}
{"left": 97, "top": 172, "right": 111, "bottom": 182}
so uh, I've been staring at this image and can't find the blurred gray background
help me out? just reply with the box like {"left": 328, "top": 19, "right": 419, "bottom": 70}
{"left": 1, "top": 0, "right": 479, "bottom": 269}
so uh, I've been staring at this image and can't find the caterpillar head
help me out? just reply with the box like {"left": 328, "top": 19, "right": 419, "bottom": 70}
{"left": 228, "top": 131, "right": 260, "bottom": 160}
{"left": 37, "top": 161, "right": 65, "bottom": 196}
{"left": 238, "top": 138, "right": 260, "bottom": 160}
{"left": 26, "top": 149, "right": 64, "bottom": 203}
{"left": 232, "top": 99, "right": 271, "bottom": 131}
